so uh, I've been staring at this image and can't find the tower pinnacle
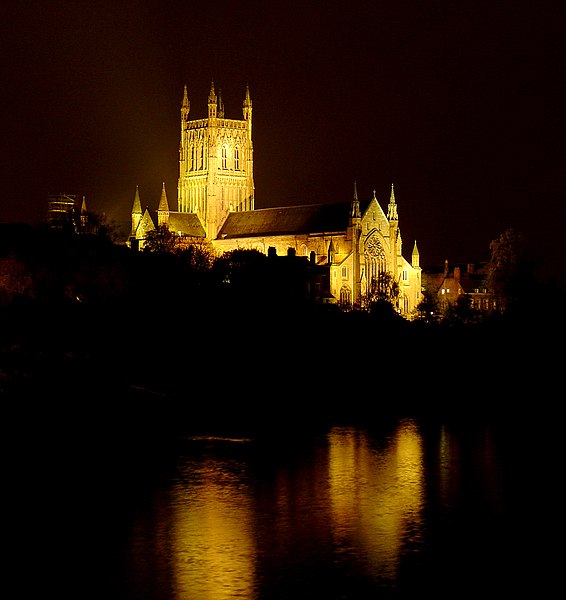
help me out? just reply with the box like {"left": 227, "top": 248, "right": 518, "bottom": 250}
{"left": 387, "top": 183, "right": 398, "bottom": 221}
{"left": 351, "top": 181, "right": 361, "bottom": 219}
{"left": 181, "top": 84, "right": 190, "bottom": 120}
{"left": 243, "top": 84, "right": 252, "bottom": 120}
{"left": 208, "top": 80, "right": 217, "bottom": 118}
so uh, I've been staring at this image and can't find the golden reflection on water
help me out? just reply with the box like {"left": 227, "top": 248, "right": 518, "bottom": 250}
{"left": 165, "top": 422, "right": 425, "bottom": 598}
{"left": 327, "top": 419, "right": 424, "bottom": 578}
{"left": 170, "top": 452, "right": 255, "bottom": 600}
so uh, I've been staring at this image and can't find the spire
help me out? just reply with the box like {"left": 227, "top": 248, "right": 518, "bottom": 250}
{"left": 387, "top": 183, "right": 398, "bottom": 221}
{"left": 132, "top": 185, "right": 142, "bottom": 214}
{"left": 351, "top": 181, "right": 361, "bottom": 219}
{"left": 157, "top": 182, "right": 170, "bottom": 228}
{"left": 158, "top": 182, "right": 169, "bottom": 212}
{"left": 131, "top": 185, "right": 143, "bottom": 239}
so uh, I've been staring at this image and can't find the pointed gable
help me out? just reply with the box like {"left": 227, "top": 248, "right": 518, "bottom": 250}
{"left": 135, "top": 208, "right": 156, "bottom": 239}
{"left": 361, "top": 191, "right": 389, "bottom": 233}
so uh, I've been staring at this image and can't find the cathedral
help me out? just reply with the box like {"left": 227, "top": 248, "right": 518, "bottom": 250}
{"left": 129, "top": 82, "right": 422, "bottom": 316}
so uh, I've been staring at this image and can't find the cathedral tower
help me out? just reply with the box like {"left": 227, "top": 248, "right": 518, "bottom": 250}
{"left": 177, "top": 82, "right": 255, "bottom": 239}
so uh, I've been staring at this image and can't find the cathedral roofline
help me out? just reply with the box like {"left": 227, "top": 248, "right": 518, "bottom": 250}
{"left": 217, "top": 201, "right": 371, "bottom": 239}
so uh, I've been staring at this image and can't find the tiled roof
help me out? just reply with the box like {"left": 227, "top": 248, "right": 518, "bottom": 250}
{"left": 169, "top": 213, "right": 206, "bottom": 237}
{"left": 217, "top": 201, "right": 367, "bottom": 239}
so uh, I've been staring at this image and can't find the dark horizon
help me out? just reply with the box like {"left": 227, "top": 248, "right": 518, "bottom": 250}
{"left": 2, "top": 1, "right": 564, "bottom": 281}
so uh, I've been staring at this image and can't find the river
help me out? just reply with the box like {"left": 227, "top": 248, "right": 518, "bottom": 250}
{"left": 8, "top": 399, "right": 560, "bottom": 600}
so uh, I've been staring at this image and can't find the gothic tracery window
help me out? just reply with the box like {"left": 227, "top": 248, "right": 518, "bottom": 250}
{"left": 365, "top": 235, "right": 387, "bottom": 285}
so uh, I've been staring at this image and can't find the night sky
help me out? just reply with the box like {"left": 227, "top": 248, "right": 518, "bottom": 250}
{"left": 2, "top": 1, "right": 564, "bottom": 280}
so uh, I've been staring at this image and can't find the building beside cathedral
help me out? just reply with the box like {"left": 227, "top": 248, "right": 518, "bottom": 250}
{"left": 47, "top": 193, "right": 88, "bottom": 232}
{"left": 129, "top": 82, "right": 422, "bottom": 316}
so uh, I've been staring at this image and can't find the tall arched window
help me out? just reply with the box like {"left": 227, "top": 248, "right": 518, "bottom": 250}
{"left": 222, "top": 146, "right": 227, "bottom": 169}
{"left": 365, "top": 235, "right": 387, "bottom": 286}
{"left": 234, "top": 147, "right": 240, "bottom": 170}
{"left": 340, "top": 285, "right": 352, "bottom": 307}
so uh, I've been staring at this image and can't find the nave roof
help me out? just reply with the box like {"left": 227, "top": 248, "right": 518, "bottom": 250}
{"left": 217, "top": 200, "right": 371, "bottom": 239}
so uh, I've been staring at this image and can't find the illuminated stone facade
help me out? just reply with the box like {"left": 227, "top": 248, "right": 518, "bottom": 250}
{"left": 177, "top": 82, "right": 254, "bottom": 239}
{"left": 129, "top": 83, "right": 422, "bottom": 316}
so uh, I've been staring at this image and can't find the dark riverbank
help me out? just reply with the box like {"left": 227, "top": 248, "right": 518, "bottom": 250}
{"left": 2, "top": 299, "right": 559, "bottom": 431}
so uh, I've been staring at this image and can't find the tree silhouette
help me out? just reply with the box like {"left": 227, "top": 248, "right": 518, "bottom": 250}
{"left": 414, "top": 285, "right": 440, "bottom": 323}
{"left": 142, "top": 225, "right": 180, "bottom": 254}
{"left": 486, "top": 228, "right": 540, "bottom": 315}
{"left": 363, "top": 271, "right": 400, "bottom": 311}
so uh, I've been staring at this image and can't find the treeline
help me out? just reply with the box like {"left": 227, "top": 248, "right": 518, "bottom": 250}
{"left": 0, "top": 224, "right": 562, "bottom": 420}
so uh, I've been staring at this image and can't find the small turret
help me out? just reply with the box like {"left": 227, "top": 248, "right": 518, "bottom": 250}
{"left": 328, "top": 238, "right": 336, "bottom": 265}
{"left": 412, "top": 241, "right": 420, "bottom": 268}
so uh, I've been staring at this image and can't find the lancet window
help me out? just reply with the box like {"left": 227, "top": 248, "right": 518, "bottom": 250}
{"left": 339, "top": 285, "right": 352, "bottom": 306}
